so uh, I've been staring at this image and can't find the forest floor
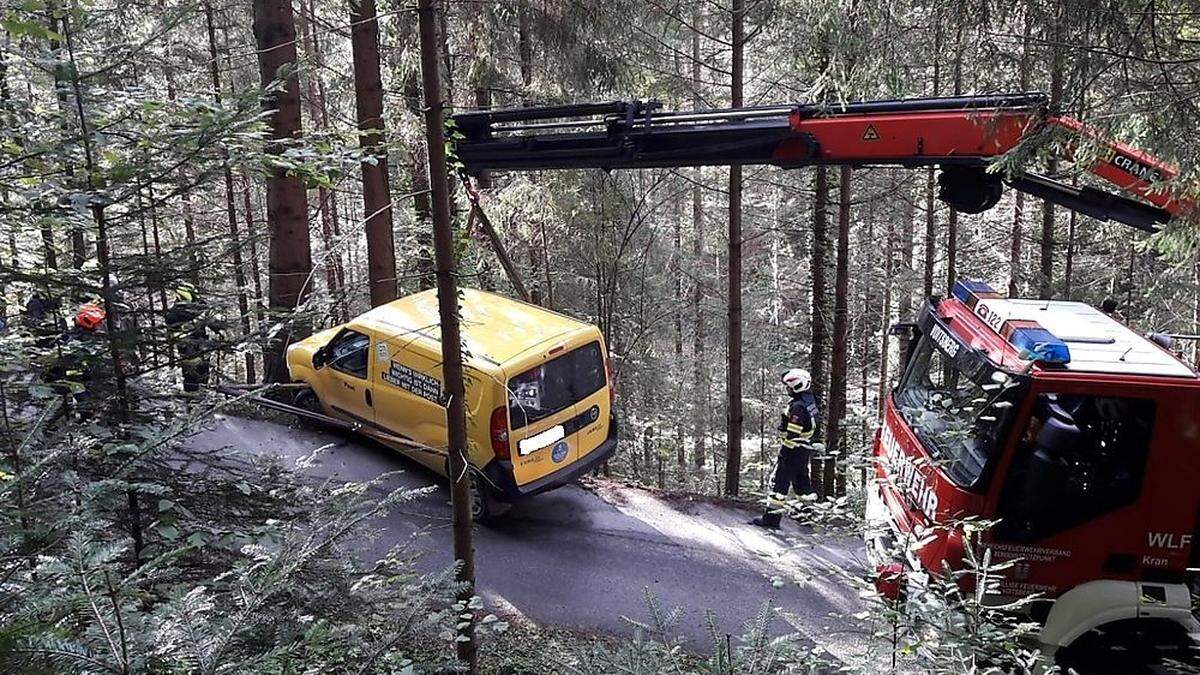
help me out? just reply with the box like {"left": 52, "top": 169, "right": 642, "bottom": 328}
{"left": 188, "top": 412, "right": 874, "bottom": 663}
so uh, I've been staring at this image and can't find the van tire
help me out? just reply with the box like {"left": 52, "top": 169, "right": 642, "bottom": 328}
{"left": 469, "top": 470, "right": 510, "bottom": 524}
{"left": 293, "top": 388, "right": 325, "bottom": 427}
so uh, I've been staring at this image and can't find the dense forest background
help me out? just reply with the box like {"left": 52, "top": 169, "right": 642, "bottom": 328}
{"left": 1, "top": 0, "right": 1198, "bottom": 671}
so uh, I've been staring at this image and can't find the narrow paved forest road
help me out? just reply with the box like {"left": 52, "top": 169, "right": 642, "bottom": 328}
{"left": 189, "top": 413, "right": 871, "bottom": 660}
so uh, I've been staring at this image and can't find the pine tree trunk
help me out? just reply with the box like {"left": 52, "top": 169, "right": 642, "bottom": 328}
{"left": 825, "top": 167, "right": 851, "bottom": 497}
{"left": 205, "top": 1, "right": 256, "bottom": 383}
{"left": 723, "top": 0, "right": 745, "bottom": 497}
{"left": 253, "top": 0, "right": 313, "bottom": 383}
{"left": 691, "top": 14, "right": 707, "bottom": 469}
{"left": 1040, "top": 6, "right": 1065, "bottom": 300}
{"left": 944, "top": 18, "right": 963, "bottom": 294}
{"left": 898, "top": 174, "right": 915, "bottom": 319}
{"left": 351, "top": 0, "right": 398, "bottom": 307}
{"left": 404, "top": 73, "right": 435, "bottom": 291}
{"left": 809, "top": 166, "right": 829, "bottom": 497}
{"left": 48, "top": 12, "right": 86, "bottom": 268}
{"left": 1009, "top": 7, "right": 1033, "bottom": 297}
{"left": 922, "top": 16, "right": 942, "bottom": 299}
{"left": 418, "top": 0, "right": 477, "bottom": 669}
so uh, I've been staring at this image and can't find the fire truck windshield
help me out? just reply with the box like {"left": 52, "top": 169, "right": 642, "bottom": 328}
{"left": 895, "top": 331, "right": 1025, "bottom": 490}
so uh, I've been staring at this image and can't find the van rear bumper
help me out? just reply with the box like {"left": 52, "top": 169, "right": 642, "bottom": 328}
{"left": 483, "top": 417, "right": 619, "bottom": 501}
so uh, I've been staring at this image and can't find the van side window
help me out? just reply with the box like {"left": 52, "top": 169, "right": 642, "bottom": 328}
{"left": 328, "top": 329, "right": 371, "bottom": 379}
{"left": 996, "top": 394, "right": 1155, "bottom": 542}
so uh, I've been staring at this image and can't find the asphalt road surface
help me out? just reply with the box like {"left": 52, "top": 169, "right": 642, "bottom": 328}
{"left": 189, "top": 413, "right": 871, "bottom": 661}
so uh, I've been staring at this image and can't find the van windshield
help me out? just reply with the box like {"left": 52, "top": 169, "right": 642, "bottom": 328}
{"left": 895, "top": 330, "right": 1024, "bottom": 489}
{"left": 509, "top": 342, "right": 606, "bottom": 430}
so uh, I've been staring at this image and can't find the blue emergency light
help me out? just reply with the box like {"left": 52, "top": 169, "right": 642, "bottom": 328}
{"left": 951, "top": 278, "right": 1072, "bottom": 365}
{"left": 1007, "top": 326, "right": 1071, "bottom": 364}
{"left": 952, "top": 279, "right": 998, "bottom": 304}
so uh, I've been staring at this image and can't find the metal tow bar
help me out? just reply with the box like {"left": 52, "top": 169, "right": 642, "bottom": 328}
{"left": 212, "top": 383, "right": 451, "bottom": 460}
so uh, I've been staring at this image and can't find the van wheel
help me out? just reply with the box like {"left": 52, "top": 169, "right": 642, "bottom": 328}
{"left": 469, "top": 470, "right": 510, "bottom": 524}
{"left": 293, "top": 388, "right": 324, "bottom": 427}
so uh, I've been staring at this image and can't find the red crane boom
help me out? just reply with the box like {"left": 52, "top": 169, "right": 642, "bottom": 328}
{"left": 451, "top": 94, "right": 1191, "bottom": 233}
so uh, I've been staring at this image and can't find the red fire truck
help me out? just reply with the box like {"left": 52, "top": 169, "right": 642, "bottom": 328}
{"left": 449, "top": 92, "right": 1199, "bottom": 664}
{"left": 867, "top": 280, "right": 1200, "bottom": 665}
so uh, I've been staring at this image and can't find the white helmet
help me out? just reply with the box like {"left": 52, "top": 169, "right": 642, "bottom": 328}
{"left": 782, "top": 368, "right": 811, "bottom": 394}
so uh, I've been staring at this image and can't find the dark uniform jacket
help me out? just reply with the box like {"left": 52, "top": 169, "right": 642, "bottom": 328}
{"left": 778, "top": 391, "right": 819, "bottom": 450}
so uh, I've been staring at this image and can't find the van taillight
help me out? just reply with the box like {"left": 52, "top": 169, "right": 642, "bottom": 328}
{"left": 605, "top": 356, "right": 615, "bottom": 408}
{"left": 490, "top": 406, "right": 511, "bottom": 460}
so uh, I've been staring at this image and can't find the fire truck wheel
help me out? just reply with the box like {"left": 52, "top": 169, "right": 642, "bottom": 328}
{"left": 1055, "top": 619, "right": 1198, "bottom": 674}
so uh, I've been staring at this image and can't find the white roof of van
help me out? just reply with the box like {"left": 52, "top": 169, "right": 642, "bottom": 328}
{"left": 983, "top": 298, "right": 1195, "bottom": 378}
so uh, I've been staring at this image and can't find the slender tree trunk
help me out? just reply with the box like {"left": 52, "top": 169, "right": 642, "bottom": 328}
{"left": 242, "top": 177, "right": 267, "bottom": 337}
{"left": 691, "top": 15, "right": 707, "bottom": 469}
{"left": 253, "top": 0, "right": 313, "bottom": 383}
{"left": 48, "top": 12, "right": 86, "bottom": 268}
{"left": 1040, "top": 6, "right": 1065, "bottom": 300}
{"left": 1009, "top": 7, "right": 1033, "bottom": 297}
{"left": 723, "top": 0, "right": 745, "bottom": 497}
{"left": 809, "top": 166, "right": 828, "bottom": 497}
{"left": 418, "top": 0, "right": 476, "bottom": 669}
{"left": 518, "top": 0, "right": 532, "bottom": 104}
{"left": 878, "top": 216, "right": 894, "bottom": 419}
{"left": 944, "top": 18, "right": 963, "bottom": 294}
{"left": 825, "top": 167, "right": 851, "bottom": 497}
{"left": 157, "top": 6, "right": 200, "bottom": 284}
{"left": 405, "top": 74, "right": 435, "bottom": 291}
{"left": 299, "top": 0, "right": 343, "bottom": 315}
{"left": 922, "top": 15, "right": 942, "bottom": 299}
{"left": 674, "top": 178, "right": 685, "bottom": 471}
{"left": 351, "top": 0, "right": 398, "bottom": 307}
{"left": 898, "top": 173, "right": 915, "bottom": 319}
{"left": 205, "top": 1, "right": 256, "bottom": 382}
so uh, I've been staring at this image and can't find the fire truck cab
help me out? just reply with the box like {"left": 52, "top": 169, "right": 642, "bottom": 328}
{"left": 868, "top": 279, "right": 1200, "bottom": 662}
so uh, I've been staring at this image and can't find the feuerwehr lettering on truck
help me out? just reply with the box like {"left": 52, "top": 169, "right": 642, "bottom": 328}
{"left": 880, "top": 419, "right": 939, "bottom": 518}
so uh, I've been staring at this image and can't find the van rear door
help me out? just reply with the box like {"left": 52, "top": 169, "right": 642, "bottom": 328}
{"left": 506, "top": 340, "right": 609, "bottom": 486}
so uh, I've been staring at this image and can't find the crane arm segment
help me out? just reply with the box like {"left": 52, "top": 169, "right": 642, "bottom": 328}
{"left": 451, "top": 94, "right": 1191, "bottom": 233}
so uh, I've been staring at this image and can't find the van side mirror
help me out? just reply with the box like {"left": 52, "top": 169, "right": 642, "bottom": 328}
{"left": 312, "top": 345, "right": 329, "bottom": 369}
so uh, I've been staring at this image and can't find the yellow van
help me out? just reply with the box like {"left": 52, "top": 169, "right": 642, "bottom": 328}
{"left": 285, "top": 288, "right": 617, "bottom": 521}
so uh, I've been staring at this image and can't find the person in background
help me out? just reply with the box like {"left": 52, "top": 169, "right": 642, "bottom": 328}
{"left": 751, "top": 368, "right": 821, "bottom": 530}
{"left": 165, "top": 283, "right": 221, "bottom": 392}
{"left": 47, "top": 303, "right": 109, "bottom": 401}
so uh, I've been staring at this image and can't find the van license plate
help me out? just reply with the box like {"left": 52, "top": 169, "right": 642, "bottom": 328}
{"left": 518, "top": 424, "right": 566, "bottom": 456}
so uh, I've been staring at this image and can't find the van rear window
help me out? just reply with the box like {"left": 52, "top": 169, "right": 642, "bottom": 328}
{"left": 508, "top": 342, "right": 606, "bottom": 430}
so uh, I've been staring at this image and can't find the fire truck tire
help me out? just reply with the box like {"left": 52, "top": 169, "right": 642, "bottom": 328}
{"left": 1054, "top": 618, "right": 1199, "bottom": 673}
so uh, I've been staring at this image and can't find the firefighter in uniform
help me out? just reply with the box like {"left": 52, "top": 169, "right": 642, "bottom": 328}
{"left": 165, "top": 283, "right": 220, "bottom": 392}
{"left": 751, "top": 368, "right": 820, "bottom": 529}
